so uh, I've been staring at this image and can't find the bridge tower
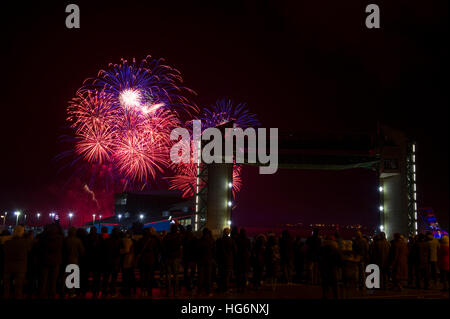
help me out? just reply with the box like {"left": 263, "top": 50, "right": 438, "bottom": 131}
{"left": 193, "top": 121, "right": 234, "bottom": 237}
{"left": 377, "top": 125, "right": 418, "bottom": 238}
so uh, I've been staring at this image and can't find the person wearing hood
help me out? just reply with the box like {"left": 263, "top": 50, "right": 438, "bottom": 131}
{"left": 3, "top": 226, "right": 31, "bottom": 298}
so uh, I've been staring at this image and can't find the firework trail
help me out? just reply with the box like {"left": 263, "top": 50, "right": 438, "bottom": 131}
{"left": 83, "top": 184, "right": 99, "bottom": 208}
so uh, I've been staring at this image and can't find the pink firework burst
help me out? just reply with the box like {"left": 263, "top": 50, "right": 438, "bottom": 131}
{"left": 67, "top": 89, "right": 179, "bottom": 185}
{"left": 64, "top": 55, "right": 198, "bottom": 187}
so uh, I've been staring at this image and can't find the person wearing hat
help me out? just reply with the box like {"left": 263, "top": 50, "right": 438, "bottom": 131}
{"left": 3, "top": 226, "right": 32, "bottom": 298}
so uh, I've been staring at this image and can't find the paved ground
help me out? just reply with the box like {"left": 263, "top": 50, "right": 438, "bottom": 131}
{"left": 79, "top": 283, "right": 448, "bottom": 300}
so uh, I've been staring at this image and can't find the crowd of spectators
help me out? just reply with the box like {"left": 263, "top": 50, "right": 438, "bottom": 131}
{"left": 0, "top": 222, "right": 448, "bottom": 299}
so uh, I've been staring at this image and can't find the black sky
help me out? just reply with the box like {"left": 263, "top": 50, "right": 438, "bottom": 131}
{"left": 0, "top": 0, "right": 448, "bottom": 229}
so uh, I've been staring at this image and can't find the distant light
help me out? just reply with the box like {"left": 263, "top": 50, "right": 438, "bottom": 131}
{"left": 227, "top": 220, "right": 232, "bottom": 226}
{"left": 37, "top": 213, "right": 41, "bottom": 218}
{"left": 379, "top": 225, "right": 384, "bottom": 231}
{"left": 228, "top": 182, "right": 233, "bottom": 188}
{"left": 378, "top": 186, "right": 383, "bottom": 192}
{"left": 228, "top": 201, "right": 232, "bottom": 207}
{"left": 118, "top": 214, "right": 122, "bottom": 219}
{"left": 139, "top": 214, "right": 144, "bottom": 219}
{"left": 14, "top": 211, "right": 20, "bottom": 216}
{"left": 379, "top": 206, "right": 384, "bottom": 212}
{"left": 68, "top": 213, "right": 73, "bottom": 218}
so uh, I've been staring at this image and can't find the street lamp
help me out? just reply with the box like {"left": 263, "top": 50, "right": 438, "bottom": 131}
{"left": 14, "top": 211, "right": 21, "bottom": 226}
{"left": 68, "top": 212, "right": 73, "bottom": 228}
{"left": 139, "top": 214, "right": 144, "bottom": 221}
{"left": 92, "top": 214, "right": 96, "bottom": 226}
{"left": 118, "top": 214, "right": 122, "bottom": 223}
{"left": 3, "top": 212, "right": 7, "bottom": 226}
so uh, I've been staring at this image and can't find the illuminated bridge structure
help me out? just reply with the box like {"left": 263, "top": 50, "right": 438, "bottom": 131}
{"left": 195, "top": 124, "right": 419, "bottom": 239}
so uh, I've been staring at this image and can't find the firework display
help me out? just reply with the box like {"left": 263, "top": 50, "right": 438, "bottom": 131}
{"left": 66, "top": 56, "right": 196, "bottom": 187}
{"left": 65, "top": 56, "right": 258, "bottom": 201}
{"left": 167, "top": 98, "right": 259, "bottom": 199}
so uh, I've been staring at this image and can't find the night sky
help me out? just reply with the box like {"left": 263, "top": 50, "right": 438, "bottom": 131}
{"left": 1, "top": 1, "right": 448, "bottom": 229}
